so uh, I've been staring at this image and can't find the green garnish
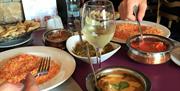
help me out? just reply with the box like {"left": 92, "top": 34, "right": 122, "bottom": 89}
{"left": 111, "top": 81, "right": 129, "bottom": 90}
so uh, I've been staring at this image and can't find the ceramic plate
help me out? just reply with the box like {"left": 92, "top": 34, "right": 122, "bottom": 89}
{"left": 112, "top": 20, "right": 171, "bottom": 43}
{"left": 0, "top": 46, "right": 76, "bottom": 91}
{"left": 0, "top": 34, "right": 32, "bottom": 48}
{"left": 171, "top": 47, "right": 180, "bottom": 66}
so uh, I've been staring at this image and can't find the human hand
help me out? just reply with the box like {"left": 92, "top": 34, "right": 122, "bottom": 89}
{"left": 118, "top": 0, "right": 147, "bottom": 21}
{"left": 23, "top": 73, "right": 39, "bottom": 91}
{"left": 0, "top": 73, "right": 39, "bottom": 91}
{"left": 0, "top": 83, "right": 23, "bottom": 91}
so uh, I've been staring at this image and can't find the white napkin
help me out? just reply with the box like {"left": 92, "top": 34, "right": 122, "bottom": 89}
{"left": 46, "top": 16, "right": 64, "bottom": 30}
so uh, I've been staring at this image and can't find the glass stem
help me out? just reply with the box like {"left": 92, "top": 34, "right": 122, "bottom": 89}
{"left": 96, "top": 48, "right": 103, "bottom": 69}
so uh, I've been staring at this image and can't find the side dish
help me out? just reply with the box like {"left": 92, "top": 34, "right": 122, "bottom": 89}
{"left": 131, "top": 38, "right": 168, "bottom": 52}
{"left": 96, "top": 71, "right": 144, "bottom": 91}
{"left": 0, "top": 54, "right": 60, "bottom": 84}
{"left": 73, "top": 41, "right": 114, "bottom": 57}
{"left": 46, "top": 30, "right": 71, "bottom": 42}
{"left": 43, "top": 29, "right": 72, "bottom": 49}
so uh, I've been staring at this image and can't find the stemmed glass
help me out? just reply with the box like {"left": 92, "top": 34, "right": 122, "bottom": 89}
{"left": 81, "top": 1, "right": 115, "bottom": 70}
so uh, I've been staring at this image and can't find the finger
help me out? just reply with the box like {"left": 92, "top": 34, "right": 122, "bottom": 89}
{"left": 138, "top": 3, "right": 147, "bottom": 21}
{"left": 126, "top": 1, "right": 136, "bottom": 20}
{"left": 118, "top": 2, "right": 125, "bottom": 19}
{"left": 0, "top": 83, "right": 23, "bottom": 91}
{"left": 23, "top": 73, "right": 39, "bottom": 91}
{"left": 127, "top": 14, "right": 136, "bottom": 21}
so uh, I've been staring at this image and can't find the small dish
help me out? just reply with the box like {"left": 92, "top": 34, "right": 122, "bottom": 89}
{"left": 43, "top": 29, "right": 72, "bottom": 49}
{"left": 66, "top": 35, "right": 121, "bottom": 64}
{"left": 126, "top": 34, "right": 174, "bottom": 64}
{"left": 86, "top": 66, "right": 151, "bottom": 91}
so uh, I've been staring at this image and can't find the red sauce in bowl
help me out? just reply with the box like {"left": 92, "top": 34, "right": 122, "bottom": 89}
{"left": 131, "top": 38, "right": 167, "bottom": 52}
{"left": 47, "top": 30, "right": 71, "bottom": 42}
{"left": 44, "top": 29, "right": 72, "bottom": 49}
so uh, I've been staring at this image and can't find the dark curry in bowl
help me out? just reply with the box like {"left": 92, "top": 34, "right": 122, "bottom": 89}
{"left": 73, "top": 41, "right": 114, "bottom": 57}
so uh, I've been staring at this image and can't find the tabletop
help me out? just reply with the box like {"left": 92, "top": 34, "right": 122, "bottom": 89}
{"left": 20, "top": 29, "right": 180, "bottom": 91}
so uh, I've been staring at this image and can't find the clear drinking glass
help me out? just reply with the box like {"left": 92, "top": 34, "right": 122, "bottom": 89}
{"left": 81, "top": 0, "right": 116, "bottom": 68}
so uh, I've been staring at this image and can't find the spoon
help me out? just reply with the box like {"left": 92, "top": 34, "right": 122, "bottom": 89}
{"left": 85, "top": 43, "right": 97, "bottom": 86}
{"left": 133, "top": 5, "right": 144, "bottom": 41}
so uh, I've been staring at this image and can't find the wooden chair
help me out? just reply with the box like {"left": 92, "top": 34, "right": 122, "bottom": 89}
{"left": 157, "top": 0, "right": 180, "bottom": 28}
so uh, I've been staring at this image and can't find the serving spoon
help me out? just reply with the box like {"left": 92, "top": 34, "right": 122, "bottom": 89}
{"left": 133, "top": 5, "right": 144, "bottom": 41}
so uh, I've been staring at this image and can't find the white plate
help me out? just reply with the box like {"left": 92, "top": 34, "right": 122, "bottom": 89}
{"left": 171, "top": 47, "right": 180, "bottom": 66}
{"left": 0, "top": 46, "right": 76, "bottom": 91}
{"left": 113, "top": 20, "right": 171, "bottom": 43}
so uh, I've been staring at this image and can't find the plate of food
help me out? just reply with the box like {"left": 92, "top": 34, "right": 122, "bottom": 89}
{"left": 0, "top": 33, "right": 32, "bottom": 48}
{"left": 112, "top": 20, "right": 171, "bottom": 43}
{"left": 0, "top": 46, "right": 76, "bottom": 91}
{"left": 0, "top": 20, "right": 40, "bottom": 48}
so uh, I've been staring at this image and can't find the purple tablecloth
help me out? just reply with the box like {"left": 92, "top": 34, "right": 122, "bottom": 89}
{"left": 32, "top": 29, "right": 180, "bottom": 91}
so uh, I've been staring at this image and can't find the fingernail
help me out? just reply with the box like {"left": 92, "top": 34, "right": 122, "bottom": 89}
{"left": 138, "top": 17, "right": 142, "bottom": 21}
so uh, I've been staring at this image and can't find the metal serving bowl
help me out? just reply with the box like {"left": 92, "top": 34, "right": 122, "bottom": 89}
{"left": 86, "top": 66, "right": 151, "bottom": 91}
{"left": 126, "top": 34, "right": 174, "bottom": 64}
{"left": 43, "top": 29, "right": 72, "bottom": 49}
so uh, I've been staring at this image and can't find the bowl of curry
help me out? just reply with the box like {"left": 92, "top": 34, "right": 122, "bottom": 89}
{"left": 86, "top": 66, "right": 151, "bottom": 91}
{"left": 126, "top": 34, "right": 174, "bottom": 64}
{"left": 43, "top": 29, "right": 72, "bottom": 49}
{"left": 66, "top": 35, "right": 121, "bottom": 64}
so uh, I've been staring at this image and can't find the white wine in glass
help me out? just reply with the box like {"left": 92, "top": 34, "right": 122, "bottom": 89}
{"left": 82, "top": 0, "right": 116, "bottom": 70}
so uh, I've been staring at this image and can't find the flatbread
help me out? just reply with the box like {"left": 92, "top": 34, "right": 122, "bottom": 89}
{"left": 0, "top": 2, "right": 23, "bottom": 24}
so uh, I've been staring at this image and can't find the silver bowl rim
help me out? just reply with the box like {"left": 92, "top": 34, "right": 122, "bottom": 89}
{"left": 42, "top": 29, "right": 72, "bottom": 43}
{"left": 86, "top": 66, "right": 151, "bottom": 91}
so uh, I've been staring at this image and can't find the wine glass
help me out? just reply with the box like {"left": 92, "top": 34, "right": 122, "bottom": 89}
{"left": 81, "top": 1, "right": 116, "bottom": 69}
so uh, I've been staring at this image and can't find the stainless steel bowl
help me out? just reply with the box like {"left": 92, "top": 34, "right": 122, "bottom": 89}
{"left": 86, "top": 66, "right": 151, "bottom": 91}
{"left": 43, "top": 29, "right": 72, "bottom": 49}
{"left": 126, "top": 34, "right": 174, "bottom": 64}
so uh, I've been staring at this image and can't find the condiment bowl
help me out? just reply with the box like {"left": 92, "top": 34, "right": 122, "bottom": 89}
{"left": 43, "top": 29, "right": 72, "bottom": 49}
{"left": 66, "top": 35, "right": 121, "bottom": 64}
{"left": 126, "top": 34, "right": 174, "bottom": 64}
{"left": 86, "top": 66, "right": 151, "bottom": 91}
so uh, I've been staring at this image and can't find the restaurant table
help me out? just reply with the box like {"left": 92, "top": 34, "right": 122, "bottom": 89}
{"left": 30, "top": 29, "right": 180, "bottom": 91}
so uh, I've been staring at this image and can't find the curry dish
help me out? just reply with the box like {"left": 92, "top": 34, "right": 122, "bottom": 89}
{"left": 73, "top": 41, "right": 114, "bottom": 57}
{"left": 131, "top": 38, "right": 168, "bottom": 52}
{"left": 114, "top": 23, "right": 164, "bottom": 41}
{"left": 0, "top": 54, "right": 60, "bottom": 85}
{"left": 97, "top": 71, "right": 144, "bottom": 91}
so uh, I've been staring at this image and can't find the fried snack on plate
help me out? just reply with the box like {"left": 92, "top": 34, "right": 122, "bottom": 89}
{"left": 0, "top": 26, "right": 5, "bottom": 34}
{"left": 0, "top": 20, "right": 40, "bottom": 40}
{"left": 24, "top": 20, "right": 40, "bottom": 32}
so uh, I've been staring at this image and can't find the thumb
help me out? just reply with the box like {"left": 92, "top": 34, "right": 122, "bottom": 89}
{"left": 0, "top": 82, "right": 23, "bottom": 91}
{"left": 23, "top": 73, "right": 39, "bottom": 91}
